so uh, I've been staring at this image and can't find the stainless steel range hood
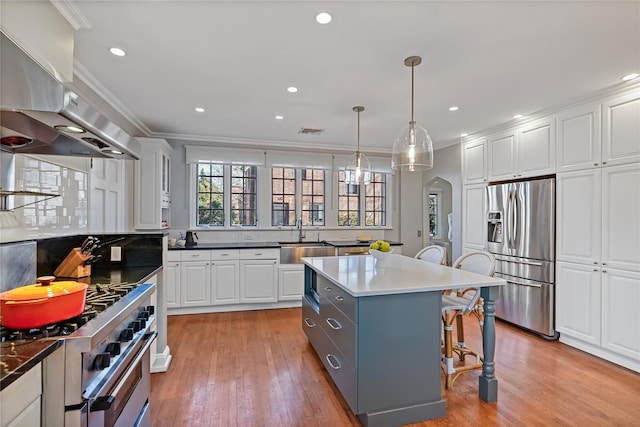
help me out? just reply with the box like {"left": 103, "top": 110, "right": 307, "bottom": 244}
{"left": 0, "top": 32, "right": 140, "bottom": 160}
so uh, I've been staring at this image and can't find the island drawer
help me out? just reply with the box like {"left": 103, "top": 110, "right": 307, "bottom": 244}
{"left": 320, "top": 295, "right": 356, "bottom": 364}
{"left": 302, "top": 296, "right": 323, "bottom": 344}
{"left": 317, "top": 276, "right": 356, "bottom": 321}
{"left": 313, "top": 325, "right": 357, "bottom": 413}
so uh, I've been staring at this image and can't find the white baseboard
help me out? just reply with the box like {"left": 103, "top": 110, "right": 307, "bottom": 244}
{"left": 559, "top": 335, "right": 639, "bottom": 373}
{"left": 151, "top": 345, "right": 173, "bottom": 373}
{"left": 167, "top": 300, "right": 302, "bottom": 316}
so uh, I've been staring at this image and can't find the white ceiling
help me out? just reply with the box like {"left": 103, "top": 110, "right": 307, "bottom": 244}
{"left": 65, "top": 0, "right": 639, "bottom": 154}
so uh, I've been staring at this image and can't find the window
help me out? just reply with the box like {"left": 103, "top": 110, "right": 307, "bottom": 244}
{"left": 271, "top": 168, "right": 325, "bottom": 226}
{"left": 231, "top": 165, "right": 257, "bottom": 226}
{"left": 301, "top": 169, "right": 325, "bottom": 225}
{"left": 271, "top": 167, "right": 296, "bottom": 226}
{"left": 338, "top": 170, "right": 360, "bottom": 226}
{"left": 365, "top": 173, "right": 386, "bottom": 226}
{"left": 197, "top": 163, "right": 224, "bottom": 226}
{"left": 428, "top": 192, "right": 439, "bottom": 237}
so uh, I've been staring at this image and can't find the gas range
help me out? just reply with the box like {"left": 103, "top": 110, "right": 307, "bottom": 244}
{"left": 1, "top": 280, "right": 156, "bottom": 426}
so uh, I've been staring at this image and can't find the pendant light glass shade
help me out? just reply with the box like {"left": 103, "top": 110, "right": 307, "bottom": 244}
{"left": 391, "top": 56, "right": 434, "bottom": 172}
{"left": 345, "top": 106, "right": 372, "bottom": 185}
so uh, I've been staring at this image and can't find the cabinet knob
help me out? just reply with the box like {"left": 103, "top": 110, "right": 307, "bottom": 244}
{"left": 593, "top": 261, "right": 598, "bottom": 265}
{"left": 603, "top": 270, "right": 607, "bottom": 273}
{"left": 602, "top": 262, "right": 607, "bottom": 266}
{"left": 594, "top": 163, "right": 599, "bottom": 166}
{"left": 593, "top": 269, "right": 598, "bottom": 272}
{"left": 603, "top": 161, "right": 607, "bottom": 165}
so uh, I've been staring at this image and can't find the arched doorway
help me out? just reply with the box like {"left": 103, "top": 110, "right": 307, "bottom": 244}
{"left": 424, "top": 177, "right": 453, "bottom": 264}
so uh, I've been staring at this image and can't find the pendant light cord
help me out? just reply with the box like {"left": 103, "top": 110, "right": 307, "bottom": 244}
{"left": 410, "top": 62, "right": 415, "bottom": 123}
{"left": 357, "top": 108, "right": 361, "bottom": 154}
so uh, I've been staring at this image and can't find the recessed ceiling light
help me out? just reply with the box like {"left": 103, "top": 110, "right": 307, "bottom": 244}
{"left": 287, "top": 86, "right": 298, "bottom": 93}
{"left": 195, "top": 107, "right": 205, "bottom": 113}
{"left": 275, "top": 115, "right": 284, "bottom": 120}
{"left": 109, "top": 47, "right": 126, "bottom": 57}
{"left": 449, "top": 106, "right": 459, "bottom": 111}
{"left": 622, "top": 73, "right": 639, "bottom": 81}
{"left": 315, "top": 12, "right": 332, "bottom": 24}
{"left": 102, "top": 149, "right": 124, "bottom": 155}
{"left": 513, "top": 114, "right": 524, "bottom": 119}
{"left": 460, "top": 133, "right": 468, "bottom": 137}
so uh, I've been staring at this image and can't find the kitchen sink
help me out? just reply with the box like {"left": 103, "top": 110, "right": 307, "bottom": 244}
{"left": 279, "top": 241, "right": 336, "bottom": 264}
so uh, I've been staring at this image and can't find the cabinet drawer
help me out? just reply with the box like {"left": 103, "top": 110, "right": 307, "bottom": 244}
{"left": 313, "top": 325, "right": 357, "bottom": 413}
{"left": 167, "top": 251, "right": 181, "bottom": 262}
{"left": 211, "top": 250, "right": 240, "bottom": 260}
{"left": 302, "top": 296, "right": 323, "bottom": 344}
{"left": 180, "top": 250, "right": 210, "bottom": 261}
{"left": 318, "top": 279, "right": 356, "bottom": 321}
{"left": 239, "top": 249, "right": 279, "bottom": 260}
{"left": 320, "top": 295, "right": 356, "bottom": 364}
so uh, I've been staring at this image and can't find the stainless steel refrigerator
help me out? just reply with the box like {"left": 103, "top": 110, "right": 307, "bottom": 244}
{"left": 486, "top": 177, "right": 557, "bottom": 338}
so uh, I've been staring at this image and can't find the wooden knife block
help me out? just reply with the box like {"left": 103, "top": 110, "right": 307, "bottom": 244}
{"left": 54, "top": 248, "right": 92, "bottom": 278}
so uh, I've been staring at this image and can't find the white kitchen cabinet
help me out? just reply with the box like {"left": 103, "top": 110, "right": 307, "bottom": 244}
{"left": 461, "top": 137, "right": 488, "bottom": 184}
{"left": 0, "top": 362, "right": 41, "bottom": 427}
{"left": 601, "top": 163, "right": 640, "bottom": 272}
{"left": 89, "top": 158, "right": 125, "bottom": 233}
{"left": 556, "top": 262, "right": 601, "bottom": 345}
{"left": 602, "top": 91, "right": 640, "bottom": 167}
{"left": 487, "top": 118, "right": 555, "bottom": 181}
{"left": 556, "top": 103, "right": 602, "bottom": 173}
{"left": 134, "top": 138, "right": 173, "bottom": 230}
{"left": 278, "top": 264, "right": 304, "bottom": 301}
{"left": 601, "top": 268, "right": 640, "bottom": 361}
{"left": 165, "top": 252, "right": 181, "bottom": 309}
{"left": 556, "top": 169, "right": 602, "bottom": 265}
{"left": 179, "top": 251, "right": 210, "bottom": 307}
{"left": 462, "top": 183, "right": 486, "bottom": 251}
{"left": 487, "top": 129, "right": 518, "bottom": 181}
{"left": 240, "top": 258, "right": 278, "bottom": 303}
{"left": 211, "top": 260, "right": 240, "bottom": 305}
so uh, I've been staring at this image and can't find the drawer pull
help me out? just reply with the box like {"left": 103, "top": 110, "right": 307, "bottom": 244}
{"left": 325, "top": 354, "right": 341, "bottom": 370}
{"left": 323, "top": 286, "right": 332, "bottom": 292}
{"left": 255, "top": 252, "right": 263, "bottom": 256}
{"left": 221, "top": 254, "right": 229, "bottom": 256}
{"left": 335, "top": 296, "right": 344, "bottom": 302}
{"left": 303, "top": 317, "right": 316, "bottom": 328}
{"left": 326, "top": 318, "right": 342, "bottom": 330}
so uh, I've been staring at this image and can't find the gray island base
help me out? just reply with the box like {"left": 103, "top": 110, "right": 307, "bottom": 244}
{"left": 301, "top": 255, "right": 505, "bottom": 426}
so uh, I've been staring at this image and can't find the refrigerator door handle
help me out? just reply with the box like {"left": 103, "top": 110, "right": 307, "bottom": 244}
{"left": 512, "top": 188, "right": 519, "bottom": 251}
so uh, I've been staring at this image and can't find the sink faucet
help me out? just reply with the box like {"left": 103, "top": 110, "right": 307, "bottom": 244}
{"left": 296, "top": 217, "right": 306, "bottom": 242}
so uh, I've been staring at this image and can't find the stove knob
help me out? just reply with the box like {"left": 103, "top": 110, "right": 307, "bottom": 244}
{"left": 129, "top": 320, "right": 141, "bottom": 333}
{"left": 146, "top": 305, "right": 155, "bottom": 315}
{"left": 93, "top": 353, "right": 111, "bottom": 371}
{"left": 138, "top": 310, "right": 150, "bottom": 320}
{"left": 137, "top": 318, "right": 147, "bottom": 329}
{"left": 119, "top": 328, "right": 134, "bottom": 342}
{"left": 106, "top": 342, "right": 121, "bottom": 357}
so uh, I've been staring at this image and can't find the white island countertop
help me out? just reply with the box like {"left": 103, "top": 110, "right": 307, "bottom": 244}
{"left": 302, "top": 254, "right": 506, "bottom": 297}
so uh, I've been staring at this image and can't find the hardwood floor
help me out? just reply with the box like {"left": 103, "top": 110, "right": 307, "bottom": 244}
{"left": 151, "top": 308, "right": 640, "bottom": 426}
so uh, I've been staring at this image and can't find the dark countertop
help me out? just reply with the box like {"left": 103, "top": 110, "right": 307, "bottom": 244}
{"left": 0, "top": 264, "right": 162, "bottom": 391}
{"left": 169, "top": 240, "right": 403, "bottom": 250}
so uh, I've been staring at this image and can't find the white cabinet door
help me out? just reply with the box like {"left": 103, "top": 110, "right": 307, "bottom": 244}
{"left": 462, "top": 138, "right": 487, "bottom": 184}
{"left": 89, "top": 158, "right": 125, "bottom": 233}
{"left": 602, "top": 91, "right": 640, "bottom": 167}
{"left": 278, "top": 265, "right": 304, "bottom": 301}
{"left": 488, "top": 130, "right": 518, "bottom": 181}
{"left": 240, "top": 260, "right": 278, "bottom": 303}
{"left": 556, "top": 262, "right": 601, "bottom": 345}
{"left": 601, "top": 268, "right": 640, "bottom": 360}
{"left": 556, "top": 170, "right": 602, "bottom": 265}
{"left": 180, "top": 261, "right": 210, "bottom": 307}
{"left": 462, "top": 184, "right": 486, "bottom": 251}
{"left": 602, "top": 163, "right": 640, "bottom": 272}
{"left": 517, "top": 118, "right": 555, "bottom": 178}
{"left": 556, "top": 103, "right": 601, "bottom": 172}
{"left": 0, "top": 362, "right": 41, "bottom": 427}
{"left": 164, "top": 261, "right": 181, "bottom": 308}
{"left": 211, "top": 260, "right": 239, "bottom": 305}
{"left": 134, "top": 138, "right": 173, "bottom": 229}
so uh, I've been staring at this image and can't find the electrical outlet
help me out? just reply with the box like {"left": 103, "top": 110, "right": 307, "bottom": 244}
{"left": 111, "top": 246, "right": 122, "bottom": 262}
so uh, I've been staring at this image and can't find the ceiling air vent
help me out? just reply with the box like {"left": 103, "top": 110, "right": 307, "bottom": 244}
{"left": 298, "top": 128, "right": 325, "bottom": 136}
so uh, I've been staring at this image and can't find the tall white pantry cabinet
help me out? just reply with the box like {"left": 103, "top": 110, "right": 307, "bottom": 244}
{"left": 462, "top": 84, "right": 640, "bottom": 372}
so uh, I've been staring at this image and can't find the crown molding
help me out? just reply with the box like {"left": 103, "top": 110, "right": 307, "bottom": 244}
{"left": 50, "top": 0, "right": 92, "bottom": 30}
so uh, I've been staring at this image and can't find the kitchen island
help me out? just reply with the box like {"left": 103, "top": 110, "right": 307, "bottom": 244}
{"left": 302, "top": 254, "right": 506, "bottom": 427}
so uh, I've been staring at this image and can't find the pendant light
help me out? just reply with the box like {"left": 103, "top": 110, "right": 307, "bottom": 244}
{"left": 391, "top": 56, "right": 434, "bottom": 171}
{"left": 344, "top": 106, "right": 372, "bottom": 185}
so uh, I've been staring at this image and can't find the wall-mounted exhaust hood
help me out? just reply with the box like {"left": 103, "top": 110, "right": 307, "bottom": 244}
{"left": 0, "top": 32, "right": 140, "bottom": 160}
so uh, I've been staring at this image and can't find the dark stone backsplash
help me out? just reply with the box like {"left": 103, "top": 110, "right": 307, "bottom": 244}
{"left": 0, "top": 241, "right": 37, "bottom": 293}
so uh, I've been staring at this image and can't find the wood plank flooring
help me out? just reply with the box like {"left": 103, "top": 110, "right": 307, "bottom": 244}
{"left": 150, "top": 308, "right": 640, "bottom": 426}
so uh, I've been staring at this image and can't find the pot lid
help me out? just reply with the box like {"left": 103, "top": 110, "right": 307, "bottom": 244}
{"left": 0, "top": 276, "right": 88, "bottom": 301}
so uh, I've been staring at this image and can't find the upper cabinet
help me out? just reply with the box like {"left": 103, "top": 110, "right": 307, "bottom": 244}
{"left": 134, "top": 138, "right": 173, "bottom": 230}
{"left": 602, "top": 91, "right": 640, "bottom": 167}
{"left": 556, "top": 103, "right": 602, "bottom": 173}
{"left": 487, "top": 118, "right": 555, "bottom": 182}
{"left": 462, "top": 137, "right": 488, "bottom": 184}
{"left": 0, "top": 1, "right": 74, "bottom": 82}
